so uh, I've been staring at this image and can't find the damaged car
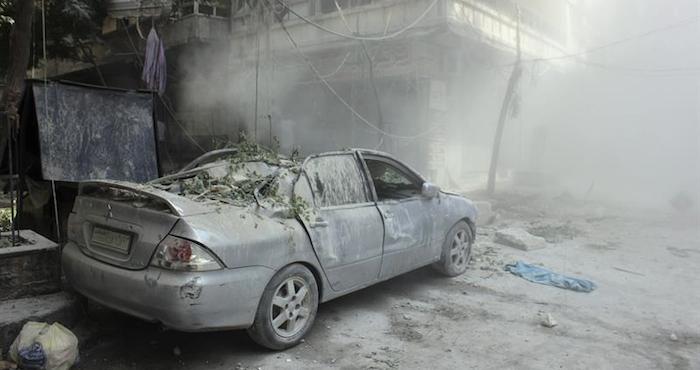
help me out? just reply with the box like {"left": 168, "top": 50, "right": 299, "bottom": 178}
{"left": 61, "top": 144, "right": 478, "bottom": 349}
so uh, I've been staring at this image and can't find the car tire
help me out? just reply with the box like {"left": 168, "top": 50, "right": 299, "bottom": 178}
{"left": 247, "top": 263, "right": 319, "bottom": 350}
{"left": 432, "top": 220, "right": 474, "bottom": 277}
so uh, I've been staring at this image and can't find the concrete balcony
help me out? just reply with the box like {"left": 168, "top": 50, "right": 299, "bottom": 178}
{"left": 104, "top": 0, "right": 568, "bottom": 58}
{"left": 222, "top": 0, "right": 569, "bottom": 63}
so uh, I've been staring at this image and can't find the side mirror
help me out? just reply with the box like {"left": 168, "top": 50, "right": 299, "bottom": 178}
{"left": 421, "top": 182, "right": 440, "bottom": 198}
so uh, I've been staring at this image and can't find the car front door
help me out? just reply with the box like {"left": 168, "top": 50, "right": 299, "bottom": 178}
{"left": 297, "top": 153, "right": 384, "bottom": 291}
{"left": 360, "top": 154, "right": 440, "bottom": 279}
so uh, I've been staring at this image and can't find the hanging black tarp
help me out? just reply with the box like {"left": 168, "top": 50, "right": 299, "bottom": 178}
{"left": 31, "top": 81, "right": 159, "bottom": 182}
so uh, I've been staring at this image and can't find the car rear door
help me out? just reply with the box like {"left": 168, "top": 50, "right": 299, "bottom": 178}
{"left": 360, "top": 154, "right": 440, "bottom": 279}
{"left": 298, "top": 152, "right": 383, "bottom": 291}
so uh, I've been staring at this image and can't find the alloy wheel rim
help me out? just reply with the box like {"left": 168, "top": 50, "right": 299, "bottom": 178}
{"left": 450, "top": 229, "right": 471, "bottom": 269}
{"left": 270, "top": 277, "right": 311, "bottom": 337}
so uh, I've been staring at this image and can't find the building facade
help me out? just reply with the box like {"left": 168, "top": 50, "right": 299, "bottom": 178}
{"left": 58, "top": 0, "right": 574, "bottom": 183}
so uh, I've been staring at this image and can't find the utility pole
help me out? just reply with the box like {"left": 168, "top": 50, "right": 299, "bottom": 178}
{"left": 1, "top": 0, "right": 36, "bottom": 163}
{"left": 487, "top": 6, "right": 522, "bottom": 194}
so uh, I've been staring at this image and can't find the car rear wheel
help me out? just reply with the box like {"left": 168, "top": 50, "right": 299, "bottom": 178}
{"left": 432, "top": 221, "right": 474, "bottom": 277}
{"left": 247, "top": 263, "right": 319, "bottom": 350}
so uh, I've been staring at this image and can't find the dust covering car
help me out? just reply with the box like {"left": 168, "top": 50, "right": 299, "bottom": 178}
{"left": 62, "top": 143, "right": 478, "bottom": 349}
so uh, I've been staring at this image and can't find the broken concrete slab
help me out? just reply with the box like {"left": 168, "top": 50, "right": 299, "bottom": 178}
{"left": 0, "top": 292, "right": 79, "bottom": 354}
{"left": 495, "top": 227, "right": 547, "bottom": 251}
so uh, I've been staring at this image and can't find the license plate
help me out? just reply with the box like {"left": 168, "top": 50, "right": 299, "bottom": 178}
{"left": 91, "top": 227, "right": 132, "bottom": 254}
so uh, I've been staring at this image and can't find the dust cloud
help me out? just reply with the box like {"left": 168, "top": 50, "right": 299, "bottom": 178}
{"left": 179, "top": 0, "right": 699, "bottom": 211}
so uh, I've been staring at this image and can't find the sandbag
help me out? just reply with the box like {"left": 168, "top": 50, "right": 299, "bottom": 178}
{"left": 8, "top": 321, "right": 78, "bottom": 370}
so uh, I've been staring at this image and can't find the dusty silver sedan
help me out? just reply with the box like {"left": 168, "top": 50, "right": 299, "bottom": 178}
{"left": 62, "top": 147, "right": 477, "bottom": 349}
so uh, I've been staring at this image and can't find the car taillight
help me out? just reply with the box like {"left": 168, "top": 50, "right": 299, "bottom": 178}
{"left": 150, "top": 235, "right": 222, "bottom": 271}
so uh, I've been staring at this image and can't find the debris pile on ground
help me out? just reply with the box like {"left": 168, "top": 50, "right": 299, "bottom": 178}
{"left": 470, "top": 243, "right": 506, "bottom": 273}
{"left": 494, "top": 227, "right": 547, "bottom": 251}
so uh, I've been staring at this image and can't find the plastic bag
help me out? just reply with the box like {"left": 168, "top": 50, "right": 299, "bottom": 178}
{"left": 8, "top": 321, "right": 79, "bottom": 370}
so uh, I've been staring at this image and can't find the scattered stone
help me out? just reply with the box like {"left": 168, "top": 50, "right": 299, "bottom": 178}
{"left": 402, "top": 314, "right": 411, "bottom": 321}
{"left": 540, "top": 313, "right": 558, "bottom": 328}
{"left": 173, "top": 346, "right": 181, "bottom": 356}
{"left": 495, "top": 228, "right": 547, "bottom": 251}
{"left": 670, "top": 333, "right": 678, "bottom": 341}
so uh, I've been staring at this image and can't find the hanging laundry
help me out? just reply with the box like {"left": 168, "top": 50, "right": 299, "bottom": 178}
{"left": 141, "top": 27, "right": 167, "bottom": 95}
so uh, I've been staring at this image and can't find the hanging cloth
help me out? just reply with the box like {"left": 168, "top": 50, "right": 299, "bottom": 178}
{"left": 141, "top": 27, "right": 167, "bottom": 95}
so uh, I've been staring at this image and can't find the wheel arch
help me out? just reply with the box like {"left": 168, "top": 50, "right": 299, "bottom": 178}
{"left": 294, "top": 260, "right": 325, "bottom": 302}
{"left": 459, "top": 217, "right": 476, "bottom": 238}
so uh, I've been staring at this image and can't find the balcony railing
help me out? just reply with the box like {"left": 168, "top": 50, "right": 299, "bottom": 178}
{"left": 173, "top": 0, "right": 230, "bottom": 18}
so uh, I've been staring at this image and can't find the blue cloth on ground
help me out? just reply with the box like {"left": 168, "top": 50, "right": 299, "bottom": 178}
{"left": 505, "top": 261, "right": 597, "bottom": 293}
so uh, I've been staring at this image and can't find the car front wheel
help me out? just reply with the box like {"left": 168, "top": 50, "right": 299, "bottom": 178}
{"left": 432, "top": 220, "right": 474, "bottom": 277}
{"left": 247, "top": 263, "right": 319, "bottom": 350}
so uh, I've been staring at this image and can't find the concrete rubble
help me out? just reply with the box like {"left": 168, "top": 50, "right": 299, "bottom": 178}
{"left": 494, "top": 227, "right": 547, "bottom": 251}
{"left": 540, "top": 313, "right": 558, "bottom": 328}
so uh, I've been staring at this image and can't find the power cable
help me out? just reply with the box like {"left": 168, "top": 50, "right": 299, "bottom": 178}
{"left": 277, "top": 16, "right": 437, "bottom": 140}
{"left": 318, "top": 51, "right": 352, "bottom": 78}
{"left": 500, "top": 15, "right": 700, "bottom": 69}
{"left": 274, "top": 0, "right": 439, "bottom": 41}
{"left": 40, "top": 0, "right": 61, "bottom": 243}
{"left": 334, "top": 0, "right": 386, "bottom": 148}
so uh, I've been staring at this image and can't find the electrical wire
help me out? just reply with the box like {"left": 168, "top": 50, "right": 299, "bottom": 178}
{"left": 500, "top": 15, "right": 700, "bottom": 70}
{"left": 38, "top": 0, "right": 61, "bottom": 242}
{"left": 274, "top": 0, "right": 439, "bottom": 41}
{"left": 120, "top": 19, "right": 206, "bottom": 153}
{"left": 334, "top": 0, "right": 386, "bottom": 148}
{"left": 318, "top": 51, "right": 352, "bottom": 78}
{"left": 576, "top": 59, "right": 700, "bottom": 74}
{"left": 277, "top": 17, "right": 437, "bottom": 140}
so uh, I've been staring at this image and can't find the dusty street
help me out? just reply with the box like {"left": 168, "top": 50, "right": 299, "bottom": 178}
{"left": 72, "top": 193, "right": 699, "bottom": 370}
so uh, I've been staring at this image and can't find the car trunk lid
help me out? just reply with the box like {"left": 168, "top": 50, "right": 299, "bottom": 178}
{"left": 68, "top": 181, "right": 214, "bottom": 269}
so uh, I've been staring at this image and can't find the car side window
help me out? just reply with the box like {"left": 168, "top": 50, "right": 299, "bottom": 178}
{"left": 304, "top": 154, "right": 369, "bottom": 207}
{"left": 365, "top": 158, "right": 422, "bottom": 200}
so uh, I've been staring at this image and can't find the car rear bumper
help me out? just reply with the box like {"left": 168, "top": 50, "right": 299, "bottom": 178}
{"left": 62, "top": 242, "right": 275, "bottom": 331}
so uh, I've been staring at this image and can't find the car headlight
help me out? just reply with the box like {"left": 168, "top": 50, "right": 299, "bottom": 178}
{"left": 150, "top": 235, "right": 222, "bottom": 271}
